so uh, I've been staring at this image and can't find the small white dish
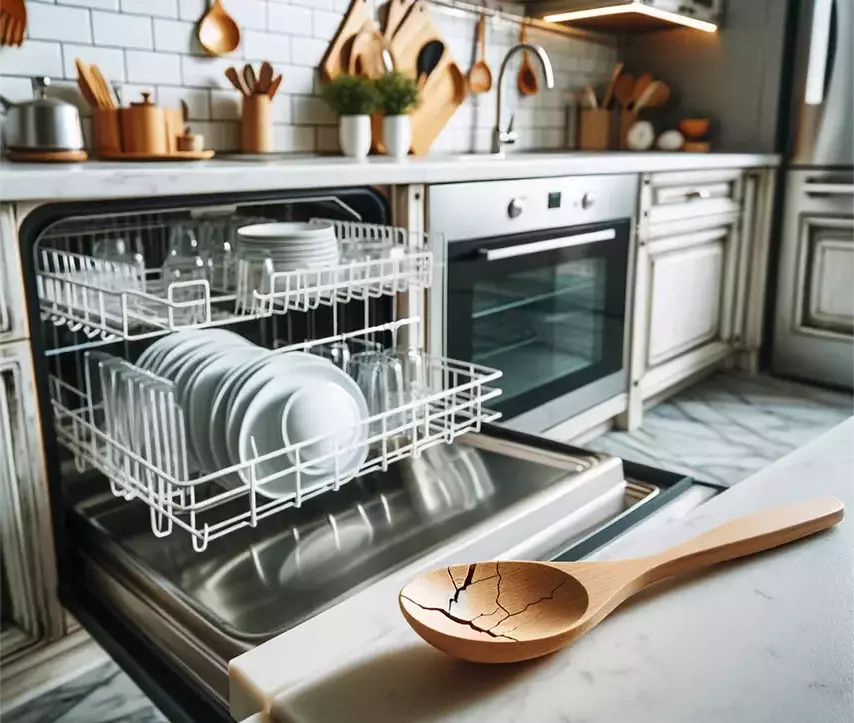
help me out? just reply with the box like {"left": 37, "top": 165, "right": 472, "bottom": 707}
{"left": 280, "top": 382, "right": 362, "bottom": 474}
{"left": 237, "top": 221, "right": 335, "bottom": 242}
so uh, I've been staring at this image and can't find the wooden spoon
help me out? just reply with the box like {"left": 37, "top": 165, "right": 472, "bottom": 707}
{"left": 400, "top": 497, "right": 844, "bottom": 664}
{"left": 517, "top": 20, "right": 538, "bottom": 96}
{"left": 75, "top": 58, "right": 101, "bottom": 109}
{"left": 224, "top": 66, "right": 248, "bottom": 96}
{"left": 630, "top": 73, "right": 654, "bottom": 110}
{"left": 257, "top": 61, "right": 274, "bottom": 96}
{"left": 0, "top": 0, "right": 26, "bottom": 47}
{"left": 267, "top": 74, "right": 283, "bottom": 99}
{"left": 243, "top": 64, "right": 258, "bottom": 95}
{"left": 646, "top": 80, "right": 671, "bottom": 108}
{"left": 90, "top": 64, "right": 115, "bottom": 109}
{"left": 633, "top": 80, "right": 663, "bottom": 113}
{"left": 613, "top": 72, "right": 635, "bottom": 110}
{"left": 197, "top": 0, "right": 240, "bottom": 56}
{"left": 601, "top": 61, "right": 623, "bottom": 110}
{"left": 468, "top": 14, "right": 492, "bottom": 95}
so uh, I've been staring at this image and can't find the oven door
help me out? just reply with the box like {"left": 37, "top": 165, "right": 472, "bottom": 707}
{"left": 447, "top": 220, "right": 631, "bottom": 431}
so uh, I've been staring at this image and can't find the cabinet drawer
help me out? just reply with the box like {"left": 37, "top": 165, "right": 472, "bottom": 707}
{"left": 644, "top": 170, "right": 743, "bottom": 227}
{"left": 0, "top": 204, "right": 28, "bottom": 343}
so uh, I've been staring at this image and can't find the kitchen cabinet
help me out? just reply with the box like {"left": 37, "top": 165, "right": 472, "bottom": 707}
{"left": 625, "top": 168, "right": 775, "bottom": 430}
{"left": 0, "top": 341, "right": 63, "bottom": 666}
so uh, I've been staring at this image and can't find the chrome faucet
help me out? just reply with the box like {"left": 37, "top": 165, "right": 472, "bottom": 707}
{"left": 491, "top": 43, "right": 555, "bottom": 154}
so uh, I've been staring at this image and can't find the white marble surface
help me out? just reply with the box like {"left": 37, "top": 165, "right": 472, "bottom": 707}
{"left": 231, "top": 417, "right": 854, "bottom": 723}
{"left": 0, "top": 152, "right": 779, "bottom": 202}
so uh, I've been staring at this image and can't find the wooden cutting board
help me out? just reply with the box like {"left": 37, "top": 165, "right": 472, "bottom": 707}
{"left": 390, "top": 0, "right": 442, "bottom": 77}
{"left": 410, "top": 57, "right": 467, "bottom": 155}
{"left": 320, "top": 0, "right": 372, "bottom": 81}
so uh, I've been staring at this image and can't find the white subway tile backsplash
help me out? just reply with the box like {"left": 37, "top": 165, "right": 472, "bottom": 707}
{"left": 290, "top": 37, "right": 326, "bottom": 68}
{"left": 61, "top": 44, "right": 125, "bottom": 81}
{"left": 0, "top": 41, "right": 64, "bottom": 77}
{"left": 153, "top": 18, "right": 195, "bottom": 53}
{"left": 268, "top": 4, "right": 312, "bottom": 36}
{"left": 120, "top": 0, "right": 177, "bottom": 18}
{"left": 92, "top": 10, "right": 154, "bottom": 49}
{"left": 2, "top": 0, "right": 617, "bottom": 155}
{"left": 126, "top": 50, "right": 180, "bottom": 84}
{"left": 243, "top": 30, "right": 290, "bottom": 63}
{"left": 27, "top": 2, "right": 92, "bottom": 43}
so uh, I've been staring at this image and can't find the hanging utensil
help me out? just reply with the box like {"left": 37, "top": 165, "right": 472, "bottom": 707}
{"left": 467, "top": 14, "right": 493, "bottom": 95}
{"left": 601, "top": 62, "right": 624, "bottom": 110}
{"left": 383, "top": 0, "right": 414, "bottom": 40}
{"left": 517, "top": 20, "right": 538, "bottom": 96}
{"left": 243, "top": 64, "right": 258, "bottom": 95}
{"left": 224, "top": 66, "right": 248, "bottom": 96}
{"left": 197, "top": 0, "right": 240, "bottom": 56}
{"left": 400, "top": 497, "right": 845, "bottom": 663}
{"left": 0, "top": 0, "right": 26, "bottom": 47}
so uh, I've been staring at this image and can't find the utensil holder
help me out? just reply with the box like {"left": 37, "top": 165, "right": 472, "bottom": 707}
{"left": 619, "top": 110, "right": 639, "bottom": 150}
{"left": 241, "top": 95, "right": 272, "bottom": 153}
{"left": 578, "top": 109, "right": 612, "bottom": 151}
{"left": 92, "top": 109, "right": 122, "bottom": 155}
{"left": 120, "top": 104, "right": 168, "bottom": 154}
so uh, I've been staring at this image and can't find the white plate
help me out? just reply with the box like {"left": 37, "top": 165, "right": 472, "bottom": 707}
{"left": 208, "top": 348, "right": 272, "bottom": 475}
{"left": 224, "top": 352, "right": 328, "bottom": 469}
{"left": 237, "top": 221, "right": 335, "bottom": 242}
{"left": 188, "top": 346, "right": 262, "bottom": 474}
{"left": 148, "top": 329, "right": 247, "bottom": 379}
{"left": 237, "top": 362, "right": 369, "bottom": 499}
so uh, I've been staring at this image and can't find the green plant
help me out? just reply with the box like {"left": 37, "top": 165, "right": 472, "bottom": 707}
{"left": 375, "top": 72, "right": 420, "bottom": 116}
{"left": 320, "top": 74, "right": 379, "bottom": 116}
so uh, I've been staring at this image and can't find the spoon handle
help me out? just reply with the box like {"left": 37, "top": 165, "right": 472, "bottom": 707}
{"left": 641, "top": 497, "right": 843, "bottom": 584}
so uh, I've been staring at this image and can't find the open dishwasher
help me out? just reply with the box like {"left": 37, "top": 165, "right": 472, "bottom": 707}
{"left": 15, "top": 188, "right": 723, "bottom": 722}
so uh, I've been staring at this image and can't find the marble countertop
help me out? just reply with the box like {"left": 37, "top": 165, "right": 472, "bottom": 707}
{"left": 229, "top": 417, "right": 854, "bottom": 723}
{"left": 0, "top": 152, "right": 779, "bottom": 202}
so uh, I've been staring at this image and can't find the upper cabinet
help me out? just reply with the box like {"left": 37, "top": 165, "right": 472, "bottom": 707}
{"left": 523, "top": 0, "right": 723, "bottom": 33}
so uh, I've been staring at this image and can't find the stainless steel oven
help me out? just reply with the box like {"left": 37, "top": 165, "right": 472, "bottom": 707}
{"left": 428, "top": 175, "right": 638, "bottom": 433}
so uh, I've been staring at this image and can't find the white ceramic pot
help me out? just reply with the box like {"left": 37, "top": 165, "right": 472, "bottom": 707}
{"left": 382, "top": 114, "right": 411, "bottom": 158}
{"left": 339, "top": 115, "right": 371, "bottom": 158}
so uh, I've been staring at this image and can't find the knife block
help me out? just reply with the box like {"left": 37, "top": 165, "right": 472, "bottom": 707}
{"left": 241, "top": 95, "right": 273, "bottom": 153}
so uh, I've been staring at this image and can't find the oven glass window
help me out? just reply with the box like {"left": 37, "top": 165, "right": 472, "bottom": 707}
{"left": 472, "top": 257, "right": 606, "bottom": 404}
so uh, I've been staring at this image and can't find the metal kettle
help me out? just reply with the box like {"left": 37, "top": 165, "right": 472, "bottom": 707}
{"left": 0, "top": 76, "right": 84, "bottom": 152}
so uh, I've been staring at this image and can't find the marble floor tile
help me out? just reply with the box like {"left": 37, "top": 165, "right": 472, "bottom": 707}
{"left": 3, "top": 661, "right": 166, "bottom": 723}
{"left": 588, "top": 372, "right": 853, "bottom": 487}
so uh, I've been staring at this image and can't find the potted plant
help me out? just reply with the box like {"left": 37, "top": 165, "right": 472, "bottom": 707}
{"left": 375, "top": 72, "right": 420, "bottom": 158}
{"left": 320, "top": 74, "right": 379, "bottom": 158}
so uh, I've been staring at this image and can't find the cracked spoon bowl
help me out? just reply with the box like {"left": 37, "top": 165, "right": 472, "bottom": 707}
{"left": 399, "top": 497, "right": 844, "bottom": 664}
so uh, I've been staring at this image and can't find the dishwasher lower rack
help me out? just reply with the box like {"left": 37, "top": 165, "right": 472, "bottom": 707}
{"left": 50, "top": 320, "right": 502, "bottom": 552}
{"left": 35, "top": 216, "right": 432, "bottom": 350}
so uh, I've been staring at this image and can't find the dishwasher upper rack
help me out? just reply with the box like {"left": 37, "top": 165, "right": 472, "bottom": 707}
{"left": 35, "top": 216, "right": 433, "bottom": 351}
{"left": 49, "top": 318, "right": 502, "bottom": 552}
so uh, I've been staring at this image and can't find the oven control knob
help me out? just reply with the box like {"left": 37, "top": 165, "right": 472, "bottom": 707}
{"left": 581, "top": 192, "right": 596, "bottom": 210}
{"left": 508, "top": 198, "right": 524, "bottom": 219}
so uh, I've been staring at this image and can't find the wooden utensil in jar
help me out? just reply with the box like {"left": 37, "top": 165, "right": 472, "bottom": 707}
{"left": 630, "top": 73, "right": 654, "bottom": 111}
{"left": 468, "top": 14, "right": 492, "bottom": 94}
{"left": 517, "top": 20, "right": 538, "bottom": 96}
{"left": 197, "top": 0, "right": 240, "bottom": 56}
{"left": 601, "top": 61, "right": 624, "bottom": 110}
{"left": 225, "top": 66, "right": 248, "bottom": 96}
{"left": 267, "top": 75, "right": 283, "bottom": 99}
{"left": 243, "top": 64, "right": 258, "bottom": 95}
{"left": 400, "top": 497, "right": 845, "bottom": 664}
{"left": 613, "top": 72, "right": 635, "bottom": 110}
{"left": 257, "top": 61, "right": 274, "bottom": 96}
{"left": 0, "top": 0, "right": 26, "bottom": 47}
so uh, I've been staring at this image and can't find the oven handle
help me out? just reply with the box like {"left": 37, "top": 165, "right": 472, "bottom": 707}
{"left": 479, "top": 228, "right": 617, "bottom": 261}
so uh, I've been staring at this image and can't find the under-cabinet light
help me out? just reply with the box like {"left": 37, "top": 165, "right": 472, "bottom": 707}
{"left": 543, "top": 4, "right": 718, "bottom": 33}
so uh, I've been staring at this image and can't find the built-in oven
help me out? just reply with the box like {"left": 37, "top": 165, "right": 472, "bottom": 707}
{"left": 428, "top": 175, "right": 638, "bottom": 433}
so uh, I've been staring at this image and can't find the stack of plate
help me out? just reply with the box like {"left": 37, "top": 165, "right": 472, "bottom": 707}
{"left": 236, "top": 221, "right": 340, "bottom": 272}
{"left": 135, "top": 329, "right": 369, "bottom": 500}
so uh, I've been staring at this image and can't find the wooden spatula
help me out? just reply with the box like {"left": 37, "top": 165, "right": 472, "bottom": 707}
{"left": 400, "top": 497, "right": 844, "bottom": 664}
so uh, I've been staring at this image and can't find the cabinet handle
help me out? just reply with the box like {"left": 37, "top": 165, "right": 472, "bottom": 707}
{"left": 805, "top": 182, "right": 854, "bottom": 197}
{"left": 685, "top": 189, "right": 712, "bottom": 201}
{"left": 805, "top": 0, "right": 834, "bottom": 105}
{"left": 479, "top": 228, "right": 617, "bottom": 261}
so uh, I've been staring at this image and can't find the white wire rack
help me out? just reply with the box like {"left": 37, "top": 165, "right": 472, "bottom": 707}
{"left": 50, "top": 318, "right": 502, "bottom": 551}
{"left": 36, "top": 217, "right": 433, "bottom": 346}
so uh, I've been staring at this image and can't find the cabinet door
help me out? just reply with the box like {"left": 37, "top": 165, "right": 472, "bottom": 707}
{"left": 646, "top": 228, "right": 728, "bottom": 369}
{"left": 647, "top": 235, "right": 725, "bottom": 367}
{"left": 0, "top": 204, "right": 28, "bottom": 344}
{"left": 0, "top": 342, "right": 62, "bottom": 665}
